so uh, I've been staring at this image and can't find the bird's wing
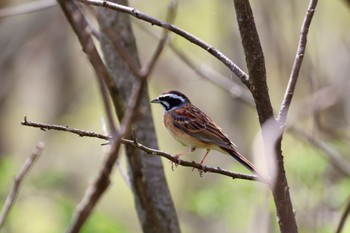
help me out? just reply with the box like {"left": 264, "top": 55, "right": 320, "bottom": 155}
{"left": 170, "top": 104, "right": 236, "bottom": 150}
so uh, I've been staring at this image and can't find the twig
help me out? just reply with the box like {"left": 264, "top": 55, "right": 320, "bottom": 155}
{"left": 58, "top": 0, "right": 176, "bottom": 231}
{"left": 336, "top": 194, "right": 350, "bottom": 233}
{"left": 277, "top": 0, "right": 318, "bottom": 126}
{"left": 134, "top": 21, "right": 255, "bottom": 107}
{"left": 140, "top": 0, "right": 177, "bottom": 77}
{"left": 77, "top": 0, "right": 249, "bottom": 85}
{"left": 21, "top": 116, "right": 110, "bottom": 140}
{"left": 102, "top": 0, "right": 176, "bottom": 79}
{"left": 21, "top": 117, "right": 262, "bottom": 182}
{"left": 0, "top": 142, "right": 45, "bottom": 229}
{"left": 0, "top": 0, "right": 56, "bottom": 19}
{"left": 56, "top": 1, "right": 127, "bottom": 232}
{"left": 58, "top": 0, "right": 120, "bottom": 137}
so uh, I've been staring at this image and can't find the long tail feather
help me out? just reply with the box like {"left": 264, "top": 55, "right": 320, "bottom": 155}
{"left": 223, "top": 147, "right": 268, "bottom": 183}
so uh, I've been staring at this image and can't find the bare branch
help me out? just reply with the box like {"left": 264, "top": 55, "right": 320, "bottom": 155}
{"left": 0, "top": 142, "right": 45, "bottom": 229}
{"left": 336, "top": 194, "right": 350, "bottom": 233}
{"left": 139, "top": 0, "right": 177, "bottom": 77}
{"left": 102, "top": 0, "right": 175, "bottom": 79}
{"left": 58, "top": 0, "right": 121, "bottom": 137}
{"left": 56, "top": 0, "right": 138, "bottom": 231}
{"left": 0, "top": 0, "right": 56, "bottom": 19}
{"left": 135, "top": 21, "right": 255, "bottom": 107}
{"left": 58, "top": 0, "right": 175, "bottom": 230}
{"left": 277, "top": 0, "right": 319, "bottom": 126}
{"left": 21, "top": 116, "right": 110, "bottom": 140}
{"left": 77, "top": 0, "right": 249, "bottom": 84}
{"left": 232, "top": 1, "right": 296, "bottom": 232}
{"left": 21, "top": 117, "right": 263, "bottom": 182}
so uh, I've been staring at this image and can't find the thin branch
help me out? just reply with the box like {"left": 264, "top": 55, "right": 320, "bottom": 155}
{"left": 0, "top": 142, "right": 45, "bottom": 229}
{"left": 336, "top": 194, "right": 350, "bottom": 233}
{"left": 135, "top": 22, "right": 255, "bottom": 107}
{"left": 58, "top": 0, "right": 118, "bottom": 137}
{"left": 140, "top": 0, "right": 177, "bottom": 77}
{"left": 277, "top": 0, "right": 318, "bottom": 125}
{"left": 77, "top": 0, "right": 249, "bottom": 85}
{"left": 0, "top": 0, "right": 56, "bottom": 19}
{"left": 58, "top": 0, "right": 175, "bottom": 231}
{"left": 21, "top": 117, "right": 262, "bottom": 182}
{"left": 66, "top": 83, "right": 142, "bottom": 233}
{"left": 102, "top": 0, "right": 176, "bottom": 79}
{"left": 56, "top": 0, "right": 131, "bottom": 231}
{"left": 21, "top": 116, "right": 110, "bottom": 140}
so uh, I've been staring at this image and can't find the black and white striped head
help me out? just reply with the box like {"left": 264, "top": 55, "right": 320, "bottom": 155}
{"left": 151, "top": 90, "right": 190, "bottom": 111}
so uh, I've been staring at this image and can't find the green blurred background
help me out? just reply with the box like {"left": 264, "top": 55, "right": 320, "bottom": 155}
{"left": 0, "top": 0, "right": 350, "bottom": 232}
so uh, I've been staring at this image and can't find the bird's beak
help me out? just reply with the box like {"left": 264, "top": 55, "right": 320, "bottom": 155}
{"left": 151, "top": 98, "right": 160, "bottom": 104}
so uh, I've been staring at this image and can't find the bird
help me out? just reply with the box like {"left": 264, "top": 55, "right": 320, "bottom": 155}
{"left": 151, "top": 90, "right": 266, "bottom": 181}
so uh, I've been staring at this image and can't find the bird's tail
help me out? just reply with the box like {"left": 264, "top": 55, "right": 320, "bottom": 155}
{"left": 223, "top": 147, "right": 268, "bottom": 183}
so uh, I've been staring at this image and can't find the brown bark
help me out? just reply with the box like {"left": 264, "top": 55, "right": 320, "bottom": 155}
{"left": 232, "top": 1, "right": 298, "bottom": 232}
{"left": 97, "top": 1, "right": 181, "bottom": 233}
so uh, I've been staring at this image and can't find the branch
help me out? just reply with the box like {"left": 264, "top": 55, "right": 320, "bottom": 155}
{"left": 133, "top": 21, "right": 255, "bottom": 107}
{"left": 56, "top": 1, "right": 138, "bottom": 232}
{"left": 100, "top": 0, "right": 176, "bottom": 78}
{"left": 21, "top": 116, "right": 109, "bottom": 140}
{"left": 57, "top": 0, "right": 119, "bottom": 136}
{"left": 139, "top": 0, "right": 177, "bottom": 77}
{"left": 21, "top": 117, "right": 262, "bottom": 182}
{"left": 336, "top": 194, "right": 350, "bottom": 233}
{"left": 277, "top": 0, "right": 319, "bottom": 126}
{"left": 232, "top": 1, "right": 296, "bottom": 233}
{"left": 58, "top": 0, "right": 175, "bottom": 231}
{"left": 77, "top": 0, "right": 249, "bottom": 85}
{"left": 0, "top": 0, "right": 56, "bottom": 19}
{"left": 233, "top": 0, "right": 273, "bottom": 125}
{"left": 0, "top": 142, "right": 45, "bottom": 229}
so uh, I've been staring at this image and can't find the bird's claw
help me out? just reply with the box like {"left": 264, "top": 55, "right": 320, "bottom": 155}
{"left": 191, "top": 162, "right": 206, "bottom": 177}
{"left": 170, "top": 155, "right": 181, "bottom": 171}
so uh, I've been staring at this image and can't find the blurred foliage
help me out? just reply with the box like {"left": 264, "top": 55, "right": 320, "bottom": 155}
{"left": 1, "top": 0, "right": 350, "bottom": 233}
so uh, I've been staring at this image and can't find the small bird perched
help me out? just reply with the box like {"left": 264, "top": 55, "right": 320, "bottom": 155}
{"left": 151, "top": 90, "right": 265, "bottom": 180}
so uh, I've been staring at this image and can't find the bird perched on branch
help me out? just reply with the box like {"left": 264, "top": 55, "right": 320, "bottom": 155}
{"left": 151, "top": 90, "right": 266, "bottom": 181}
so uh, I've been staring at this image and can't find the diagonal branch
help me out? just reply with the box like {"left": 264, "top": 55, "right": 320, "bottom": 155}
{"left": 21, "top": 117, "right": 262, "bottom": 182}
{"left": 336, "top": 194, "right": 350, "bottom": 233}
{"left": 101, "top": 0, "right": 176, "bottom": 79}
{"left": 0, "top": 0, "right": 56, "bottom": 19}
{"left": 57, "top": 0, "right": 118, "bottom": 136}
{"left": 58, "top": 0, "right": 177, "bottom": 231}
{"left": 0, "top": 142, "right": 45, "bottom": 229}
{"left": 277, "top": 0, "right": 318, "bottom": 126}
{"left": 57, "top": 1, "right": 147, "bottom": 232}
{"left": 77, "top": 0, "right": 249, "bottom": 85}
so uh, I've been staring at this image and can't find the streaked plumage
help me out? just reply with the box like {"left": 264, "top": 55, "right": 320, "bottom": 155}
{"left": 151, "top": 90, "right": 264, "bottom": 179}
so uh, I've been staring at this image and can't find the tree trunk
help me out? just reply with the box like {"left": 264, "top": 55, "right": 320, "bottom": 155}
{"left": 97, "top": 1, "right": 181, "bottom": 233}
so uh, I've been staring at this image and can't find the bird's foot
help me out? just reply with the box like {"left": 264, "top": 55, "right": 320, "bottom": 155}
{"left": 170, "top": 154, "right": 182, "bottom": 171}
{"left": 191, "top": 162, "right": 206, "bottom": 177}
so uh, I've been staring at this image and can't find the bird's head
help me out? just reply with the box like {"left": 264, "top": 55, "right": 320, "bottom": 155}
{"left": 151, "top": 90, "right": 190, "bottom": 111}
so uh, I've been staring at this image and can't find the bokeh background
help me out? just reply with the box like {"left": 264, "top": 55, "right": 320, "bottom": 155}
{"left": 1, "top": 0, "right": 350, "bottom": 232}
